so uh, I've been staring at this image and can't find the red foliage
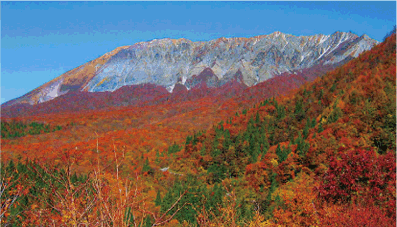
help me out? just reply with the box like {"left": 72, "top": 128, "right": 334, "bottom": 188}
{"left": 318, "top": 202, "right": 395, "bottom": 227}
{"left": 317, "top": 146, "right": 396, "bottom": 210}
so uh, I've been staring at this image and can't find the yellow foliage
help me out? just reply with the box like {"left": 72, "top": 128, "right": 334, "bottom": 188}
{"left": 248, "top": 212, "right": 276, "bottom": 226}
{"left": 270, "top": 158, "right": 278, "bottom": 167}
{"left": 272, "top": 172, "right": 320, "bottom": 226}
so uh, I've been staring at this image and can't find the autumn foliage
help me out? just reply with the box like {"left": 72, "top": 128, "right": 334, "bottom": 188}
{"left": 1, "top": 33, "right": 396, "bottom": 226}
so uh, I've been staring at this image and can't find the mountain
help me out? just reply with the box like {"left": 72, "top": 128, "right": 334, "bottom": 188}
{"left": 1, "top": 32, "right": 394, "bottom": 226}
{"left": 171, "top": 33, "right": 396, "bottom": 225}
{"left": 3, "top": 31, "right": 378, "bottom": 108}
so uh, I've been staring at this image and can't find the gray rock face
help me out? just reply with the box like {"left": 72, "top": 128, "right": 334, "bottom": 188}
{"left": 2, "top": 31, "right": 379, "bottom": 107}
{"left": 84, "top": 31, "right": 378, "bottom": 93}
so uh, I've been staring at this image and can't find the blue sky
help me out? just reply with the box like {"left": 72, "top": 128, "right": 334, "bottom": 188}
{"left": 1, "top": 1, "right": 396, "bottom": 104}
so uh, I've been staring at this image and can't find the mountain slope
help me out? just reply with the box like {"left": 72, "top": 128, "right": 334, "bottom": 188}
{"left": 159, "top": 33, "right": 396, "bottom": 225}
{"left": 0, "top": 33, "right": 394, "bottom": 225}
{"left": 3, "top": 31, "right": 378, "bottom": 107}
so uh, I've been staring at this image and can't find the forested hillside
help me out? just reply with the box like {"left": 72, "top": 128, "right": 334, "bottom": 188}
{"left": 1, "top": 33, "right": 395, "bottom": 226}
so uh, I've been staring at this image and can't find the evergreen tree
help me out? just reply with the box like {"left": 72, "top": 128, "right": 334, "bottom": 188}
{"left": 295, "top": 132, "right": 309, "bottom": 158}
{"left": 276, "top": 105, "right": 286, "bottom": 119}
{"left": 330, "top": 83, "right": 337, "bottom": 92}
{"left": 275, "top": 144, "right": 282, "bottom": 162}
{"left": 294, "top": 98, "right": 305, "bottom": 121}
{"left": 155, "top": 190, "right": 162, "bottom": 206}
{"left": 144, "top": 216, "right": 153, "bottom": 227}
{"left": 255, "top": 112, "right": 261, "bottom": 124}
{"left": 200, "top": 144, "right": 206, "bottom": 156}
{"left": 264, "top": 99, "right": 269, "bottom": 106}
{"left": 168, "top": 143, "right": 181, "bottom": 154}
{"left": 142, "top": 158, "right": 151, "bottom": 173}
{"left": 318, "top": 122, "right": 324, "bottom": 133}
{"left": 207, "top": 183, "right": 223, "bottom": 216}
{"left": 276, "top": 144, "right": 290, "bottom": 163}
{"left": 261, "top": 133, "right": 269, "bottom": 154}
{"left": 160, "top": 190, "right": 174, "bottom": 214}
{"left": 224, "top": 130, "right": 231, "bottom": 151}
{"left": 155, "top": 150, "right": 160, "bottom": 164}
{"left": 207, "top": 163, "right": 226, "bottom": 183}
{"left": 303, "top": 120, "right": 309, "bottom": 139}
{"left": 265, "top": 173, "right": 278, "bottom": 211}
{"left": 237, "top": 199, "right": 254, "bottom": 222}
{"left": 274, "top": 194, "right": 284, "bottom": 211}
{"left": 124, "top": 207, "right": 134, "bottom": 225}
{"left": 311, "top": 118, "right": 316, "bottom": 128}
{"left": 250, "top": 142, "right": 261, "bottom": 163}
{"left": 316, "top": 88, "right": 323, "bottom": 99}
{"left": 185, "top": 135, "right": 192, "bottom": 146}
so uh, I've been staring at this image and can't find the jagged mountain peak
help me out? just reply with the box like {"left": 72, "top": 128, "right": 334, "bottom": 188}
{"left": 128, "top": 31, "right": 360, "bottom": 49}
{"left": 360, "top": 34, "right": 371, "bottom": 40}
{"left": 3, "top": 31, "right": 379, "bottom": 107}
{"left": 134, "top": 37, "right": 194, "bottom": 47}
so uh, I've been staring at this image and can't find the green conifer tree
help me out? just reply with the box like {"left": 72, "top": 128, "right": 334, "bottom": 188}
{"left": 155, "top": 190, "right": 162, "bottom": 206}
{"left": 142, "top": 158, "right": 151, "bottom": 173}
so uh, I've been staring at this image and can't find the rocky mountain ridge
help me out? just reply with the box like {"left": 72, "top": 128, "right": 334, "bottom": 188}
{"left": 3, "top": 31, "right": 378, "bottom": 107}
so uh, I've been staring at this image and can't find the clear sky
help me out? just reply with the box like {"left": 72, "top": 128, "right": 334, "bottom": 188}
{"left": 1, "top": 1, "right": 396, "bottom": 104}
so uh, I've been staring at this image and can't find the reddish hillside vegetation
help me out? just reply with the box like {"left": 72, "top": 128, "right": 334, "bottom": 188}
{"left": 1, "top": 34, "right": 395, "bottom": 226}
